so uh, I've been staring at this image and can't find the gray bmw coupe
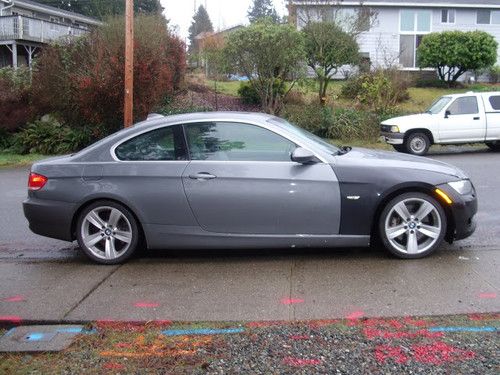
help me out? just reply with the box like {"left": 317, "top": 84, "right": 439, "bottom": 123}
{"left": 23, "top": 112, "right": 477, "bottom": 264}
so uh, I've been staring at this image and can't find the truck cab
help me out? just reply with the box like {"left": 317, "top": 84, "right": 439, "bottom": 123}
{"left": 381, "top": 91, "right": 500, "bottom": 155}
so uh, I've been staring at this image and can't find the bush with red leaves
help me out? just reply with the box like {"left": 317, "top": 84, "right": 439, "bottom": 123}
{"left": 31, "top": 15, "right": 186, "bottom": 138}
{"left": 0, "top": 67, "right": 32, "bottom": 132}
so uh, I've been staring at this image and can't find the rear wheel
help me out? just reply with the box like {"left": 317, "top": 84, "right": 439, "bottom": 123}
{"left": 486, "top": 141, "right": 500, "bottom": 151}
{"left": 404, "top": 132, "right": 431, "bottom": 156}
{"left": 379, "top": 193, "right": 447, "bottom": 259}
{"left": 76, "top": 201, "right": 139, "bottom": 265}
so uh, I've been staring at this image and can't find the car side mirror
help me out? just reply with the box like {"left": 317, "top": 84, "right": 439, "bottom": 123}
{"left": 444, "top": 110, "right": 451, "bottom": 119}
{"left": 291, "top": 147, "right": 317, "bottom": 164}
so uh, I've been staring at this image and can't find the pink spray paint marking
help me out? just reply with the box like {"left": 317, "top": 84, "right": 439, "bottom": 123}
{"left": 283, "top": 357, "right": 322, "bottom": 367}
{"left": 412, "top": 341, "right": 476, "bottom": 365}
{"left": 346, "top": 310, "right": 364, "bottom": 326}
{"left": 375, "top": 344, "right": 409, "bottom": 364}
{"left": 0, "top": 315, "right": 22, "bottom": 324}
{"left": 290, "top": 335, "right": 310, "bottom": 341}
{"left": 281, "top": 298, "right": 304, "bottom": 305}
{"left": 4, "top": 295, "right": 25, "bottom": 303}
{"left": 134, "top": 302, "right": 160, "bottom": 308}
{"left": 478, "top": 292, "right": 497, "bottom": 299}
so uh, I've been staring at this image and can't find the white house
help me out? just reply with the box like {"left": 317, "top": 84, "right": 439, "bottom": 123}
{"left": 290, "top": 0, "right": 500, "bottom": 78}
{"left": 0, "top": 0, "right": 101, "bottom": 69}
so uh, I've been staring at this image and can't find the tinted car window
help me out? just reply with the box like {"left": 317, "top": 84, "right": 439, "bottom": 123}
{"left": 447, "top": 97, "right": 478, "bottom": 115}
{"left": 115, "top": 125, "right": 186, "bottom": 161}
{"left": 185, "top": 122, "right": 296, "bottom": 162}
{"left": 489, "top": 96, "right": 500, "bottom": 110}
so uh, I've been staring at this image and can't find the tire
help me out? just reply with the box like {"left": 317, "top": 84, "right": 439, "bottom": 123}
{"left": 392, "top": 144, "right": 405, "bottom": 153}
{"left": 76, "top": 200, "right": 139, "bottom": 265}
{"left": 404, "top": 132, "right": 431, "bottom": 156}
{"left": 486, "top": 141, "right": 500, "bottom": 151}
{"left": 379, "top": 192, "right": 447, "bottom": 259}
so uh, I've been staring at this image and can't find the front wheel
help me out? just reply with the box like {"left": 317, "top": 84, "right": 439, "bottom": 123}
{"left": 76, "top": 201, "right": 139, "bottom": 265}
{"left": 486, "top": 141, "right": 500, "bottom": 151}
{"left": 379, "top": 193, "right": 447, "bottom": 259}
{"left": 404, "top": 132, "right": 431, "bottom": 156}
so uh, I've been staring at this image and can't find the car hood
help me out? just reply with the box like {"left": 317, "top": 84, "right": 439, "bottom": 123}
{"left": 335, "top": 147, "right": 468, "bottom": 180}
{"left": 381, "top": 113, "right": 432, "bottom": 126}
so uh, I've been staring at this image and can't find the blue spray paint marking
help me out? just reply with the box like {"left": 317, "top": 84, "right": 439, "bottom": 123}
{"left": 4, "top": 328, "right": 17, "bottom": 337}
{"left": 56, "top": 327, "right": 97, "bottom": 334}
{"left": 26, "top": 333, "right": 45, "bottom": 341}
{"left": 429, "top": 326, "right": 498, "bottom": 333}
{"left": 162, "top": 328, "right": 244, "bottom": 336}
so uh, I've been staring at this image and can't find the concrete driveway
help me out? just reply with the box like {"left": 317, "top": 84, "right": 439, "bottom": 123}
{"left": 0, "top": 147, "right": 499, "bottom": 323}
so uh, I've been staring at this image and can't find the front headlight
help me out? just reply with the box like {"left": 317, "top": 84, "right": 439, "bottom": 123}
{"left": 448, "top": 180, "right": 473, "bottom": 195}
{"left": 390, "top": 126, "right": 400, "bottom": 133}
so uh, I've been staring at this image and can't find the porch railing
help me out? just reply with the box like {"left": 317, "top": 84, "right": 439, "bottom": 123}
{"left": 0, "top": 15, "right": 89, "bottom": 43}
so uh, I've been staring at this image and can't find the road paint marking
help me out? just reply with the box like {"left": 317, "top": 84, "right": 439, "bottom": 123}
{"left": 4, "top": 295, "right": 25, "bottom": 302}
{"left": 429, "top": 326, "right": 497, "bottom": 333}
{"left": 281, "top": 298, "right": 304, "bottom": 305}
{"left": 161, "top": 328, "right": 244, "bottom": 336}
{"left": 283, "top": 357, "right": 322, "bottom": 367}
{"left": 478, "top": 292, "right": 497, "bottom": 299}
{"left": 134, "top": 302, "right": 160, "bottom": 308}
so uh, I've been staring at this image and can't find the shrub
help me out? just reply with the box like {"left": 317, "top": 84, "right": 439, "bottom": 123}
{"left": 0, "top": 128, "right": 13, "bottom": 150}
{"left": 488, "top": 65, "right": 500, "bottom": 84}
{"left": 0, "top": 67, "right": 32, "bottom": 132}
{"left": 282, "top": 104, "right": 379, "bottom": 141}
{"left": 238, "top": 82, "right": 261, "bottom": 105}
{"left": 341, "top": 69, "right": 411, "bottom": 114}
{"left": 13, "top": 115, "right": 92, "bottom": 155}
{"left": 414, "top": 78, "right": 454, "bottom": 89}
{"left": 31, "top": 15, "right": 186, "bottom": 138}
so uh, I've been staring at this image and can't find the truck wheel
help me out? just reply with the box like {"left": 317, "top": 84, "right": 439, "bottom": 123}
{"left": 486, "top": 141, "right": 500, "bottom": 151}
{"left": 404, "top": 133, "right": 430, "bottom": 156}
{"left": 392, "top": 145, "right": 405, "bottom": 153}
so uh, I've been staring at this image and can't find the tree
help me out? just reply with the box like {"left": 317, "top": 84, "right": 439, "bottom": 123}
{"left": 35, "top": 0, "right": 163, "bottom": 19}
{"left": 248, "top": 0, "right": 280, "bottom": 23}
{"left": 31, "top": 16, "right": 185, "bottom": 137}
{"left": 224, "top": 21, "right": 305, "bottom": 115}
{"left": 188, "top": 5, "right": 214, "bottom": 58}
{"left": 303, "top": 22, "right": 360, "bottom": 105}
{"left": 418, "top": 31, "right": 498, "bottom": 85}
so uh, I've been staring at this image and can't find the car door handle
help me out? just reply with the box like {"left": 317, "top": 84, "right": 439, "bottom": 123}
{"left": 473, "top": 117, "right": 480, "bottom": 120}
{"left": 189, "top": 172, "right": 217, "bottom": 180}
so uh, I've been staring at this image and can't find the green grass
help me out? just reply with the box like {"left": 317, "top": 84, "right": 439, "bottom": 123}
{"left": 0, "top": 153, "right": 49, "bottom": 168}
{"left": 206, "top": 80, "right": 241, "bottom": 96}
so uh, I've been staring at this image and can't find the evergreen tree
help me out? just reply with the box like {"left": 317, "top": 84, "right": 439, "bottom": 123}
{"left": 247, "top": 0, "right": 280, "bottom": 23}
{"left": 188, "top": 5, "right": 214, "bottom": 55}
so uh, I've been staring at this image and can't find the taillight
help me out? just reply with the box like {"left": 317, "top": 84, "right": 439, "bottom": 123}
{"left": 28, "top": 172, "right": 48, "bottom": 191}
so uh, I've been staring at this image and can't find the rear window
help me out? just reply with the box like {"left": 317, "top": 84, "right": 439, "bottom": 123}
{"left": 489, "top": 96, "right": 500, "bottom": 111}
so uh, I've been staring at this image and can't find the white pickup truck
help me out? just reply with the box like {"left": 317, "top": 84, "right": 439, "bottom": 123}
{"left": 380, "top": 91, "right": 500, "bottom": 155}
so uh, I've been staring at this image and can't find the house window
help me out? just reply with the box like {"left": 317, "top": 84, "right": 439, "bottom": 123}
{"left": 400, "top": 10, "right": 431, "bottom": 33}
{"left": 477, "top": 10, "right": 500, "bottom": 24}
{"left": 441, "top": 9, "right": 455, "bottom": 23}
{"left": 400, "top": 10, "right": 431, "bottom": 68}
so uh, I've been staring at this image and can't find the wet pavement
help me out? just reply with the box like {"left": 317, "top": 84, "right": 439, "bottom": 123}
{"left": 0, "top": 147, "right": 499, "bottom": 323}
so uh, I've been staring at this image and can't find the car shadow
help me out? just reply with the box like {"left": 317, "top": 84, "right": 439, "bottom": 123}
{"left": 426, "top": 145, "right": 493, "bottom": 156}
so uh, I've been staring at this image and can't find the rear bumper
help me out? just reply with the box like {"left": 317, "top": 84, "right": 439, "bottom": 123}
{"left": 23, "top": 198, "right": 76, "bottom": 242}
{"left": 437, "top": 184, "right": 478, "bottom": 242}
{"left": 380, "top": 132, "right": 404, "bottom": 145}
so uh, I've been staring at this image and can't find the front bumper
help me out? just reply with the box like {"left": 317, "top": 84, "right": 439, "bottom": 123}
{"left": 380, "top": 131, "right": 404, "bottom": 145}
{"left": 23, "top": 198, "right": 76, "bottom": 242}
{"left": 436, "top": 184, "right": 478, "bottom": 242}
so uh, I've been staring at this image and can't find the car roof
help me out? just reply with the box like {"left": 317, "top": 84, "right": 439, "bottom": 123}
{"left": 442, "top": 91, "right": 500, "bottom": 99}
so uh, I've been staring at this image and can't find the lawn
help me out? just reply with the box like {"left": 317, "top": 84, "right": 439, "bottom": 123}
{"left": 0, "top": 153, "right": 48, "bottom": 168}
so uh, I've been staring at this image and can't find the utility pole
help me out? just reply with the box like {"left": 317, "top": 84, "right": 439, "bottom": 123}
{"left": 124, "top": 0, "right": 134, "bottom": 128}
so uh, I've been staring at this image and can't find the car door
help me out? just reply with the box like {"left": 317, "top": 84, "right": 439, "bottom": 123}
{"left": 181, "top": 121, "right": 341, "bottom": 235}
{"left": 438, "top": 96, "right": 486, "bottom": 142}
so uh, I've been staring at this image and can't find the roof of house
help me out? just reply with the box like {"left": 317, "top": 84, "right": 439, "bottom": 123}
{"left": 7, "top": 0, "right": 102, "bottom": 25}
{"left": 290, "top": 0, "right": 500, "bottom": 9}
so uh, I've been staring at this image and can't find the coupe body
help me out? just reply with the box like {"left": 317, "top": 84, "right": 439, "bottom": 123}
{"left": 23, "top": 112, "right": 477, "bottom": 264}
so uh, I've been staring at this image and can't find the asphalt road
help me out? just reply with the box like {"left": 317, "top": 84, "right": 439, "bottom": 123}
{"left": 0, "top": 146, "right": 499, "bottom": 323}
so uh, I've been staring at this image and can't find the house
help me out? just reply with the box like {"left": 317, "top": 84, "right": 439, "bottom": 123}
{"left": 0, "top": 0, "right": 101, "bottom": 69}
{"left": 289, "top": 0, "right": 500, "bottom": 79}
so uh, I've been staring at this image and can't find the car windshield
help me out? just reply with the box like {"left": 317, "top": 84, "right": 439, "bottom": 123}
{"left": 268, "top": 117, "right": 340, "bottom": 155}
{"left": 426, "top": 97, "right": 452, "bottom": 114}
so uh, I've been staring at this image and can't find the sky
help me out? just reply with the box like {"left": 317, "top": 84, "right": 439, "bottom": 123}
{"left": 161, "top": 0, "right": 288, "bottom": 42}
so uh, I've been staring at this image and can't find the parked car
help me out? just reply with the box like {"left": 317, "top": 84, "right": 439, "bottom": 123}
{"left": 381, "top": 91, "right": 500, "bottom": 155}
{"left": 24, "top": 112, "right": 477, "bottom": 264}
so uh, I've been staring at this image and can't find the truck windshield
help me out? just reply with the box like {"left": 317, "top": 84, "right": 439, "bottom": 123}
{"left": 426, "top": 97, "right": 452, "bottom": 114}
